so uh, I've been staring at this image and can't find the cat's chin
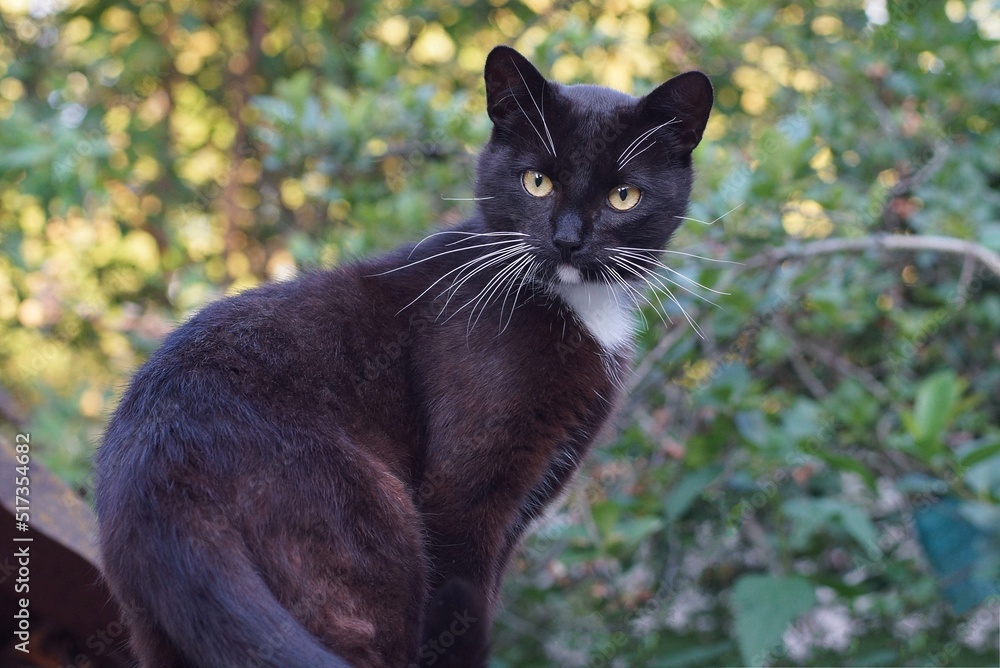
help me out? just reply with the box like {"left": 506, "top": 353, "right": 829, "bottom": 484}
{"left": 555, "top": 263, "right": 584, "bottom": 285}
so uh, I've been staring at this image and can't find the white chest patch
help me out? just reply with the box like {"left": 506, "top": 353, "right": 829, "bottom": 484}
{"left": 552, "top": 281, "right": 636, "bottom": 352}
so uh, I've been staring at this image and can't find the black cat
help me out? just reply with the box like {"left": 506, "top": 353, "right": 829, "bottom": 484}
{"left": 95, "top": 45, "right": 713, "bottom": 667}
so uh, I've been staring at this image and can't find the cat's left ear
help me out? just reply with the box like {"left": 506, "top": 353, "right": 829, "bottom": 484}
{"left": 640, "top": 71, "right": 714, "bottom": 153}
{"left": 484, "top": 46, "right": 553, "bottom": 127}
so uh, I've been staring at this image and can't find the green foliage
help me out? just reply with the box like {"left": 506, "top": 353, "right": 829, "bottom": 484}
{"left": 914, "top": 498, "right": 1000, "bottom": 614}
{"left": 1, "top": 0, "right": 999, "bottom": 665}
{"left": 901, "top": 370, "right": 969, "bottom": 460}
{"left": 732, "top": 575, "right": 817, "bottom": 666}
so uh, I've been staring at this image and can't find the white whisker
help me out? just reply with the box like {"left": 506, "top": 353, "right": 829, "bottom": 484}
{"left": 396, "top": 243, "right": 529, "bottom": 315}
{"left": 615, "top": 249, "right": 729, "bottom": 298}
{"left": 613, "top": 257, "right": 705, "bottom": 338}
{"left": 601, "top": 267, "right": 647, "bottom": 330}
{"left": 500, "top": 259, "right": 541, "bottom": 334}
{"left": 612, "top": 246, "right": 744, "bottom": 265}
{"left": 613, "top": 254, "right": 721, "bottom": 311}
{"left": 508, "top": 83, "right": 552, "bottom": 157}
{"left": 470, "top": 254, "right": 533, "bottom": 332}
{"left": 619, "top": 142, "right": 655, "bottom": 169}
{"left": 496, "top": 254, "right": 536, "bottom": 334}
{"left": 539, "top": 81, "right": 557, "bottom": 157}
{"left": 675, "top": 202, "right": 744, "bottom": 226}
{"left": 436, "top": 248, "right": 525, "bottom": 321}
{"left": 460, "top": 252, "right": 532, "bottom": 333}
{"left": 439, "top": 244, "right": 530, "bottom": 312}
{"left": 441, "top": 196, "right": 496, "bottom": 201}
{"left": 406, "top": 230, "right": 527, "bottom": 258}
{"left": 617, "top": 118, "right": 678, "bottom": 167}
{"left": 374, "top": 238, "right": 524, "bottom": 276}
{"left": 606, "top": 264, "right": 669, "bottom": 329}
{"left": 512, "top": 61, "right": 557, "bottom": 157}
{"left": 445, "top": 232, "right": 527, "bottom": 247}
{"left": 618, "top": 123, "right": 665, "bottom": 165}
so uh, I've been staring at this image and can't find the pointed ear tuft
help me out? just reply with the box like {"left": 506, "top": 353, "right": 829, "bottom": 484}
{"left": 484, "top": 46, "right": 550, "bottom": 125}
{"left": 641, "top": 71, "right": 714, "bottom": 153}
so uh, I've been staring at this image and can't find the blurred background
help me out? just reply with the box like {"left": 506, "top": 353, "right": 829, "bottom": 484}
{"left": 1, "top": 0, "right": 999, "bottom": 665}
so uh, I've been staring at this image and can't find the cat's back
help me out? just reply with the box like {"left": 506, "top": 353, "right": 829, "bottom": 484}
{"left": 99, "top": 265, "right": 373, "bottom": 474}
{"left": 95, "top": 259, "right": 433, "bottom": 668}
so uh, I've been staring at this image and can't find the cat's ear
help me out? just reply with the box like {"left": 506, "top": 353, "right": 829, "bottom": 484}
{"left": 484, "top": 46, "right": 552, "bottom": 127}
{"left": 640, "top": 71, "right": 714, "bottom": 153}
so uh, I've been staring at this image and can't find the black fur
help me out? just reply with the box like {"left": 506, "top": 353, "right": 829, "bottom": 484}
{"left": 95, "top": 46, "right": 712, "bottom": 667}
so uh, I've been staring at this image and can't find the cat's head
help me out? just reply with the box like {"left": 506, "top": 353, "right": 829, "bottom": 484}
{"left": 475, "top": 46, "right": 713, "bottom": 287}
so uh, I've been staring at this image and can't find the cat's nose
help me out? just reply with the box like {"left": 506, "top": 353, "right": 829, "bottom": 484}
{"left": 554, "top": 235, "right": 582, "bottom": 261}
{"left": 553, "top": 213, "right": 584, "bottom": 261}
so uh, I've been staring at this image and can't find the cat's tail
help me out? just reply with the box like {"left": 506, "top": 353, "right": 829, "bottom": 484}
{"left": 106, "top": 522, "right": 354, "bottom": 668}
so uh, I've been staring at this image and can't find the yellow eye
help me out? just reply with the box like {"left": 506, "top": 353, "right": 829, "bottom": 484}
{"left": 609, "top": 185, "right": 641, "bottom": 211}
{"left": 522, "top": 170, "right": 554, "bottom": 197}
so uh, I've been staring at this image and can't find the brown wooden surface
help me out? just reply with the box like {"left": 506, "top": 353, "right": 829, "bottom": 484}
{"left": 0, "top": 435, "right": 131, "bottom": 667}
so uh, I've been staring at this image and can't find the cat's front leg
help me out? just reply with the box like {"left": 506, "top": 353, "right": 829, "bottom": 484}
{"left": 413, "top": 454, "right": 533, "bottom": 667}
{"left": 418, "top": 441, "right": 546, "bottom": 592}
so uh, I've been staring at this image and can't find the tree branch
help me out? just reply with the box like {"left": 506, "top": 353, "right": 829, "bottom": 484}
{"left": 627, "top": 233, "right": 998, "bottom": 398}
{"left": 627, "top": 321, "right": 689, "bottom": 394}
{"left": 788, "top": 350, "right": 831, "bottom": 400}
{"left": 771, "top": 315, "right": 891, "bottom": 402}
{"left": 747, "top": 234, "right": 1000, "bottom": 279}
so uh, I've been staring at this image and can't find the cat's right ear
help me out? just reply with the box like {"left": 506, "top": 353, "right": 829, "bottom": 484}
{"left": 484, "top": 46, "right": 551, "bottom": 126}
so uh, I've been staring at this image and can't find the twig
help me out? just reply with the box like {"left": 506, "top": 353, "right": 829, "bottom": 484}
{"left": 867, "top": 94, "right": 901, "bottom": 144}
{"left": 879, "top": 140, "right": 951, "bottom": 231}
{"left": 627, "top": 233, "right": 998, "bottom": 400}
{"left": 631, "top": 405, "right": 661, "bottom": 443}
{"left": 771, "top": 315, "right": 890, "bottom": 402}
{"left": 788, "top": 352, "right": 830, "bottom": 400}
{"left": 802, "top": 340, "right": 890, "bottom": 401}
{"left": 957, "top": 254, "right": 977, "bottom": 305}
{"left": 747, "top": 234, "right": 1000, "bottom": 279}
{"left": 903, "top": 140, "right": 950, "bottom": 194}
{"left": 627, "top": 323, "right": 689, "bottom": 395}
{"left": 769, "top": 316, "right": 831, "bottom": 399}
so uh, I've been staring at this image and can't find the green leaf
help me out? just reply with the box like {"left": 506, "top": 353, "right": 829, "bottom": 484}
{"left": 914, "top": 498, "right": 1000, "bottom": 613}
{"left": 589, "top": 500, "right": 621, "bottom": 539}
{"left": 846, "top": 647, "right": 899, "bottom": 666}
{"left": 652, "top": 640, "right": 735, "bottom": 667}
{"left": 959, "top": 439, "right": 1000, "bottom": 469}
{"left": 783, "top": 498, "right": 880, "bottom": 555}
{"left": 276, "top": 69, "right": 315, "bottom": 118}
{"left": 0, "top": 144, "right": 54, "bottom": 169}
{"left": 813, "top": 449, "right": 877, "bottom": 489}
{"left": 612, "top": 516, "right": 665, "bottom": 547}
{"left": 908, "top": 371, "right": 960, "bottom": 457}
{"left": 664, "top": 465, "right": 724, "bottom": 524}
{"left": 734, "top": 409, "right": 769, "bottom": 447}
{"left": 783, "top": 498, "right": 828, "bottom": 549}
{"left": 780, "top": 399, "right": 824, "bottom": 443}
{"left": 731, "top": 574, "right": 816, "bottom": 666}
{"left": 833, "top": 502, "right": 881, "bottom": 554}
{"left": 964, "top": 454, "right": 1000, "bottom": 498}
